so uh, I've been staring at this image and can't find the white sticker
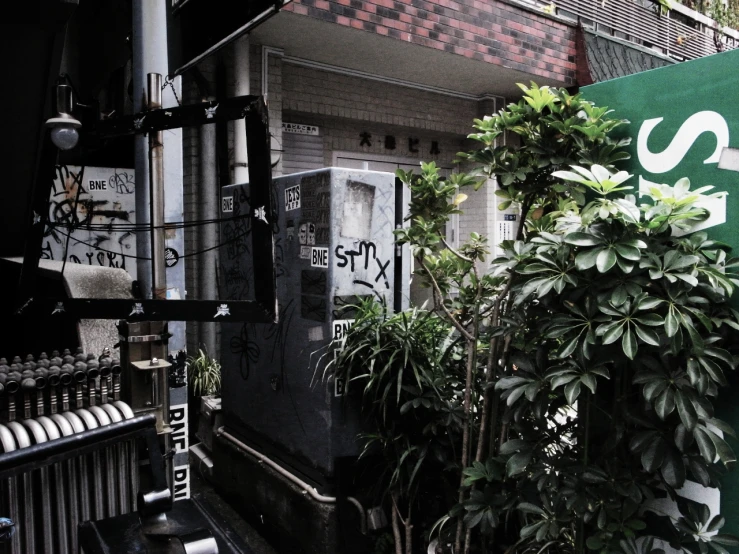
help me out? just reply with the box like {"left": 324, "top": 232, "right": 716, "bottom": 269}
{"left": 222, "top": 196, "right": 233, "bottom": 213}
{"left": 332, "top": 319, "right": 355, "bottom": 341}
{"left": 334, "top": 377, "right": 346, "bottom": 397}
{"left": 173, "top": 464, "right": 190, "bottom": 501}
{"left": 285, "top": 185, "right": 301, "bottom": 211}
{"left": 300, "top": 246, "right": 311, "bottom": 259}
{"left": 169, "top": 403, "right": 188, "bottom": 455}
{"left": 311, "top": 247, "right": 329, "bottom": 268}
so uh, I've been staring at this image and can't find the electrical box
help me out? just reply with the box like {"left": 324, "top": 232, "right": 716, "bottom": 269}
{"left": 218, "top": 168, "right": 405, "bottom": 486}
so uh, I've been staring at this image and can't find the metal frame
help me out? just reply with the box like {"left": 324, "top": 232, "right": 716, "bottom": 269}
{"left": 18, "top": 94, "right": 277, "bottom": 323}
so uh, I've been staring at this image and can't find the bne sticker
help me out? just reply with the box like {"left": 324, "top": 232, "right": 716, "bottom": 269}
{"left": 222, "top": 196, "right": 233, "bottom": 213}
{"left": 311, "top": 247, "right": 329, "bottom": 268}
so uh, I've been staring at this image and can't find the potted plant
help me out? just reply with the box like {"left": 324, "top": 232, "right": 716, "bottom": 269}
{"left": 186, "top": 348, "right": 222, "bottom": 450}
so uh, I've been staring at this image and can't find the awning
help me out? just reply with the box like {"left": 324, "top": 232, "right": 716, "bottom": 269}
{"left": 576, "top": 23, "right": 677, "bottom": 85}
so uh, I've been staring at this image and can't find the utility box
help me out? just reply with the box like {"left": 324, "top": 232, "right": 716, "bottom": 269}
{"left": 196, "top": 395, "right": 222, "bottom": 452}
{"left": 218, "top": 167, "right": 406, "bottom": 489}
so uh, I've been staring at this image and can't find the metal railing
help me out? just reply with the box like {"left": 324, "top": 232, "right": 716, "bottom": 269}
{"left": 552, "top": 0, "right": 738, "bottom": 60}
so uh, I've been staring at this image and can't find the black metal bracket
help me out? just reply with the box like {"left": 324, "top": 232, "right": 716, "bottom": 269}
{"left": 18, "top": 94, "right": 277, "bottom": 323}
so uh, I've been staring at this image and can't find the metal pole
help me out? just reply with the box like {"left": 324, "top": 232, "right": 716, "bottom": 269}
{"left": 148, "top": 73, "right": 167, "bottom": 300}
{"left": 199, "top": 93, "right": 217, "bottom": 355}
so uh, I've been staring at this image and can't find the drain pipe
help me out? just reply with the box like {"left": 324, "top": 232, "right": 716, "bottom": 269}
{"left": 216, "top": 427, "right": 336, "bottom": 503}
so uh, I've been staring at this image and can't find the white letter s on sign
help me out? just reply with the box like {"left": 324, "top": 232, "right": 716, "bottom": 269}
{"left": 637, "top": 111, "right": 729, "bottom": 174}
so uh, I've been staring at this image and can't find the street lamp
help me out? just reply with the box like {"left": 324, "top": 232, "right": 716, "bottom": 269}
{"left": 45, "top": 83, "right": 81, "bottom": 150}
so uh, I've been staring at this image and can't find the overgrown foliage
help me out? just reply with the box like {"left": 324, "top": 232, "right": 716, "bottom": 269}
{"left": 333, "top": 83, "right": 739, "bottom": 554}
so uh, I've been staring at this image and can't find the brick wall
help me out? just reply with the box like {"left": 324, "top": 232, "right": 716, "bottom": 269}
{"left": 283, "top": 0, "right": 577, "bottom": 84}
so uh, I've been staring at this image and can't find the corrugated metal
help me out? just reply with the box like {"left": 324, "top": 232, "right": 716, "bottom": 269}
{"left": 558, "top": 0, "right": 737, "bottom": 60}
{"left": 282, "top": 132, "right": 324, "bottom": 174}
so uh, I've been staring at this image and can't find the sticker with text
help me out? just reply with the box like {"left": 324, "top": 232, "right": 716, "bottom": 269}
{"left": 311, "top": 247, "right": 329, "bottom": 268}
{"left": 285, "top": 185, "right": 301, "bottom": 211}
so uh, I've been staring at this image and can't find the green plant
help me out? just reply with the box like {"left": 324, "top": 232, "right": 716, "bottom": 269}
{"left": 328, "top": 299, "right": 463, "bottom": 554}
{"left": 187, "top": 348, "right": 221, "bottom": 396}
{"left": 388, "top": 82, "right": 739, "bottom": 554}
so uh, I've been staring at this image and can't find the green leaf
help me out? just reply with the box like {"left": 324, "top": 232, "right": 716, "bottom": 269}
{"left": 711, "top": 535, "right": 739, "bottom": 547}
{"left": 706, "top": 418, "right": 737, "bottom": 439}
{"left": 630, "top": 430, "right": 659, "bottom": 453}
{"left": 586, "top": 536, "right": 604, "bottom": 551}
{"left": 643, "top": 380, "right": 667, "bottom": 402}
{"left": 665, "top": 309, "right": 679, "bottom": 337}
{"left": 597, "top": 248, "right": 617, "bottom": 273}
{"left": 576, "top": 248, "right": 601, "bottom": 270}
{"left": 694, "top": 426, "right": 717, "bottom": 463}
{"left": 506, "top": 450, "right": 532, "bottom": 476}
{"left": 615, "top": 243, "right": 641, "bottom": 261}
{"left": 635, "top": 325, "right": 660, "bottom": 346}
{"left": 675, "top": 424, "right": 694, "bottom": 452}
{"left": 642, "top": 438, "right": 666, "bottom": 472}
{"left": 676, "top": 391, "right": 698, "bottom": 431}
{"left": 564, "top": 379, "right": 582, "bottom": 405}
{"left": 661, "top": 447, "right": 686, "bottom": 488}
{"left": 601, "top": 322, "right": 625, "bottom": 345}
{"left": 518, "top": 502, "right": 546, "bottom": 515}
{"left": 655, "top": 389, "right": 675, "bottom": 420}
{"left": 499, "top": 439, "right": 530, "bottom": 455}
{"left": 706, "top": 428, "right": 736, "bottom": 467}
{"left": 565, "top": 232, "right": 603, "bottom": 246}
{"left": 581, "top": 373, "right": 598, "bottom": 394}
{"left": 622, "top": 328, "right": 637, "bottom": 359}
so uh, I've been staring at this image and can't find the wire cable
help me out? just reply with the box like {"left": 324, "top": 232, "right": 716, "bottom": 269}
{"left": 50, "top": 225, "right": 252, "bottom": 262}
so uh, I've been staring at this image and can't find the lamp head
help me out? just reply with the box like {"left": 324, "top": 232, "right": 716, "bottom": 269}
{"left": 45, "top": 83, "right": 81, "bottom": 150}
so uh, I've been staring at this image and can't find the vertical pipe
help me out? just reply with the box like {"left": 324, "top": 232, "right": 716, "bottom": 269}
{"left": 232, "top": 34, "right": 250, "bottom": 184}
{"left": 198, "top": 92, "right": 218, "bottom": 356}
{"left": 148, "top": 73, "right": 167, "bottom": 300}
{"left": 133, "top": 1, "right": 165, "bottom": 293}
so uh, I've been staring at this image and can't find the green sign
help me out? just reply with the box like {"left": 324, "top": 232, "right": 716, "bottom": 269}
{"left": 583, "top": 48, "right": 739, "bottom": 247}
{"left": 583, "top": 47, "right": 739, "bottom": 536}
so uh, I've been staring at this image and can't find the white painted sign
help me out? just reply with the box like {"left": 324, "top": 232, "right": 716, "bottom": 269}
{"left": 222, "top": 196, "right": 234, "bottom": 213}
{"left": 311, "top": 247, "right": 329, "bottom": 268}
{"left": 169, "top": 403, "right": 188, "bottom": 455}
{"left": 282, "top": 122, "right": 320, "bottom": 136}
{"left": 173, "top": 464, "right": 190, "bottom": 501}
{"left": 285, "top": 185, "right": 301, "bottom": 211}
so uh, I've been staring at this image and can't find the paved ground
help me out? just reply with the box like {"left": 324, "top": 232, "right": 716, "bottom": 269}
{"left": 189, "top": 460, "right": 278, "bottom": 554}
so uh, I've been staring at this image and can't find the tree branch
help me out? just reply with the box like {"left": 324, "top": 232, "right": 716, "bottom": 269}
{"left": 418, "top": 257, "right": 474, "bottom": 341}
